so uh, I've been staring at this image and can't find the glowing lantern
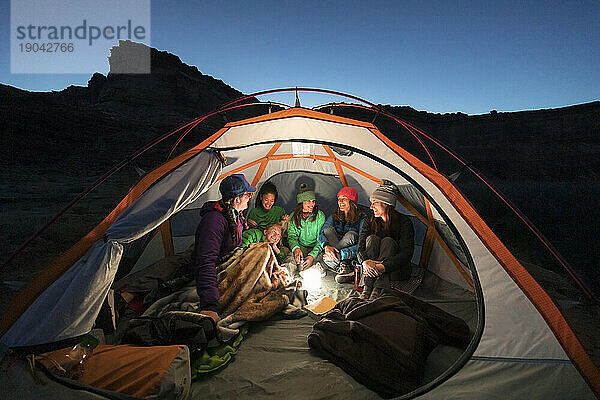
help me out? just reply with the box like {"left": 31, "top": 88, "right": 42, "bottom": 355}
{"left": 301, "top": 267, "right": 322, "bottom": 293}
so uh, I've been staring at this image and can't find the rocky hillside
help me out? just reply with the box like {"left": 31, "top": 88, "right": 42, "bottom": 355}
{"left": 1, "top": 41, "right": 248, "bottom": 174}
{"left": 384, "top": 102, "right": 600, "bottom": 181}
{"left": 322, "top": 102, "right": 599, "bottom": 182}
{"left": 1, "top": 41, "right": 598, "bottom": 291}
{"left": 2, "top": 40, "right": 598, "bottom": 183}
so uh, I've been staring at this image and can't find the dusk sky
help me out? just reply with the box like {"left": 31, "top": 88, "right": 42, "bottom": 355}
{"left": 1, "top": 0, "right": 598, "bottom": 115}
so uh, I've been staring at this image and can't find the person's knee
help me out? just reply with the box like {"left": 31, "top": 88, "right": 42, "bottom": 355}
{"left": 365, "top": 234, "right": 381, "bottom": 259}
{"left": 323, "top": 225, "right": 337, "bottom": 237}
{"left": 323, "top": 226, "right": 340, "bottom": 248}
{"left": 340, "top": 230, "right": 359, "bottom": 246}
{"left": 380, "top": 237, "right": 398, "bottom": 258}
{"left": 365, "top": 234, "right": 380, "bottom": 247}
{"left": 381, "top": 236, "right": 396, "bottom": 247}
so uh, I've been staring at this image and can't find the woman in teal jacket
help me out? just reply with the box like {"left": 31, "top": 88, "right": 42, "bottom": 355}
{"left": 286, "top": 184, "right": 326, "bottom": 277}
{"left": 319, "top": 186, "right": 365, "bottom": 283}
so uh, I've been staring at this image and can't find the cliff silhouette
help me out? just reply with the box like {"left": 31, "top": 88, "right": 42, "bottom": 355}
{"left": 2, "top": 41, "right": 598, "bottom": 183}
{"left": 1, "top": 40, "right": 598, "bottom": 294}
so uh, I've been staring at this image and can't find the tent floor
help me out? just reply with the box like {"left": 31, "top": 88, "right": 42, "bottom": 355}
{"left": 190, "top": 272, "right": 477, "bottom": 399}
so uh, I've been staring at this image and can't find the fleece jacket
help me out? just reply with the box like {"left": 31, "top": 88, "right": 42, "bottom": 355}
{"left": 288, "top": 210, "right": 326, "bottom": 259}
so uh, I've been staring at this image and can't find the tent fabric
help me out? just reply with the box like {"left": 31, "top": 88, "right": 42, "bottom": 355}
{"left": 204, "top": 111, "right": 570, "bottom": 356}
{"left": 1, "top": 107, "right": 597, "bottom": 398}
{"left": 2, "top": 360, "right": 115, "bottom": 400}
{"left": 206, "top": 108, "right": 597, "bottom": 395}
{"left": 422, "top": 358, "right": 592, "bottom": 399}
{"left": 385, "top": 136, "right": 598, "bottom": 390}
{"left": 0, "top": 142, "right": 218, "bottom": 339}
{"left": 1, "top": 241, "right": 123, "bottom": 346}
{"left": 2, "top": 152, "right": 222, "bottom": 347}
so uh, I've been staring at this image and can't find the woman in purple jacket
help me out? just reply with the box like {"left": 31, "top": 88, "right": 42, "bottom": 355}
{"left": 191, "top": 174, "right": 256, "bottom": 322}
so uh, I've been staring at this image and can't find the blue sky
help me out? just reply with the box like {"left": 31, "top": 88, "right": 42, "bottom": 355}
{"left": 1, "top": 0, "right": 598, "bottom": 115}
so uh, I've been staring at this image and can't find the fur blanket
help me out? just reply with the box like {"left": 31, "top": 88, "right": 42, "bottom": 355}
{"left": 137, "top": 243, "right": 294, "bottom": 342}
{"left": 216, "top": 243, "right": 292, "bottom": 339}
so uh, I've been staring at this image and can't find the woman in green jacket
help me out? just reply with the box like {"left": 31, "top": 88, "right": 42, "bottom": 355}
{"left": 285, "top": 184, "right": 326, "bottom": 277}
{"left": 246, "top": 181, "right": 289, "bottom": 230}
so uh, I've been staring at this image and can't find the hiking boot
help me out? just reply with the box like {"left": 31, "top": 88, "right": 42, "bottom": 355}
{"left": 335, "top": 271, "right": 354, "bottom": 284}
{"left": 334, "top": 260, "right": 354, "bottom": 284}
{"left": 338, "top": 260, "right": 353, "bottom": 275}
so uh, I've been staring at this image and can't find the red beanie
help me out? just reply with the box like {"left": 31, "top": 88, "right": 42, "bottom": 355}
{"left": 337, "top": 186, "right": 358, "bottom": 204}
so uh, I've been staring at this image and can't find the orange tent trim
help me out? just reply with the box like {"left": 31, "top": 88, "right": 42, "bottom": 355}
{"left": 322, "top": 145, "right": 348, "bottom": 187}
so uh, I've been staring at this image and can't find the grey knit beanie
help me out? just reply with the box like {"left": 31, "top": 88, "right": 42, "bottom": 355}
{"left": 369, "top": 180, "right": 399, "bottom": 206}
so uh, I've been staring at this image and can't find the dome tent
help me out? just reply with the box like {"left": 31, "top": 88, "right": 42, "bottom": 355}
{"left": 1, "top": 89, "right": 598, "bottom": 399}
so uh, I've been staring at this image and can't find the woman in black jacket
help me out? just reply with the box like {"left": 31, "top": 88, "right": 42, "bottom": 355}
{"left": 357, "top": 180, "right": 414, "bottom": 300}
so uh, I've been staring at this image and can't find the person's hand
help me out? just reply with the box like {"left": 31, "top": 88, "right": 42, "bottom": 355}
{"left": 323, "top": 245, "right": 338, "bottom": 262}
{"left": 281, "top": 214, "right": 290, "bottom": 223}
{"left": 373, "top": 262, "right": 385, "bottom": 276}
{"left": 294, "top": 248, "right": 303, "bottom": 265}
{"left": 200, "top": 310, "right": 220, "bottom": 323}
{"left": 362, "top": 260, "right": 385, "bottom": 277}
{"left": 362, "top": 260, "right": 376, "bottom": 277}
{"left": 301, "top": 255, "right": 314, "bottom": 270}
{"left": 274, "top": 267, "right": 291, "bottom": 287}
{"left": 248, "top": 219, "right": 258, "bottom": 228}
{"left": 271, "top": 242, "right": 280, "bottom": 254}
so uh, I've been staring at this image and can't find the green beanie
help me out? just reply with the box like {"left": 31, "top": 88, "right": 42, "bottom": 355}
{"left": 296, "top": 190, "right": 315, "bottom": 203}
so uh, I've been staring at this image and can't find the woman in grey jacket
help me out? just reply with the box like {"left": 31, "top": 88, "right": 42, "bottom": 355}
{"left": 357, "top": 181, "right": 414, "bottom": 300}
